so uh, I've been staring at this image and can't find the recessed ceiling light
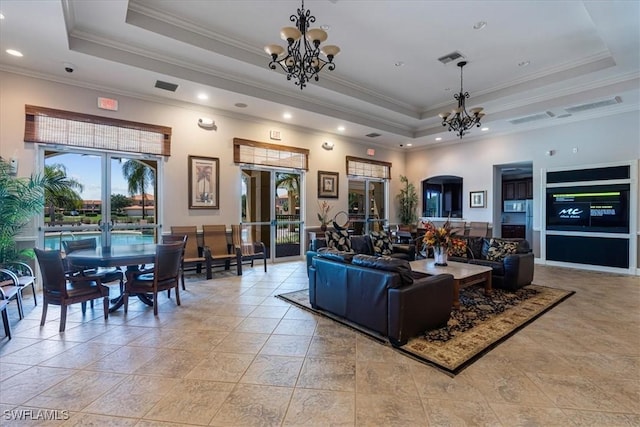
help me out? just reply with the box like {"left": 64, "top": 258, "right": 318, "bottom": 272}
{"left": 435, "top": 137, "right": 442, "bottom": 141}
{"left": 283, "top": 112, "right": 292, "bottom": 119}
{"left": 473, "top": 21, "right": 487, "bottom": 30}
{"left": 234, "top": 102, "right": 248, "bottom": 108}
{"left": 0, "top": 13, "right": 5, "bottom": 20}
{"left": 481, "top": 127, "right": 489, "bottom": 131}
{"left": 518, "top": 60, "right": 530, "bottom": 67}
{"left": 337, "top": 125, "right": 345, "bottom": 132}
{"left": 320, "top": 24, "right": 330, "bottom": 31}
{"left": 197, "top": 93, "right": 208, "bottom": 100}
{"left": 394, "top": 61, "right": 405, "bottom": 67}
{"left": 406, "top": 143, "right": 412, "bottom": 147}
{"left": 6, "top": 49, "right": 23, "bottom": 57}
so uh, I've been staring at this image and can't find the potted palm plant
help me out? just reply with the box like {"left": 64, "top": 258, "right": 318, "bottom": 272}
{"left": 0, "top": 158, "right": 46, "bottom": 265}
{"left": 396, "top": 175, "right": 418, "bottom": 227}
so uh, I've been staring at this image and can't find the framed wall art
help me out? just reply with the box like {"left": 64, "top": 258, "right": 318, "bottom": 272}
{"left": 188, "top": 155, "right": 219, "bottom": 209}
{"left": 318, "top": 171, "right": 339, "bottom": 198}
{"left": 470, "top": 190, "right": 486, "bottom": 208}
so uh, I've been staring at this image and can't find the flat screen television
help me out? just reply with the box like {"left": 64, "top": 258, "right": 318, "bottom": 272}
{"left": 546, "top": 184, "right": 630, "bottom": 233}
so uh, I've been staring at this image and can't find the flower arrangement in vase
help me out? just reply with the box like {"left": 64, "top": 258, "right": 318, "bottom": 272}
{"left": 317, "top": 200, "right": 332, "bottom": 231}
{"left": 422, "top": 219, "right": 454, "bottom": 266}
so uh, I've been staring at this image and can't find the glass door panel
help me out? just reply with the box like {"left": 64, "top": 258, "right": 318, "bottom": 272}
{"left": 348, "top": 179, "right": 387, "bottom": 234}
{"left": 109, "top": 157, "right": 158, "bottom": 245}
{"left": 241, "top": 169, "right": 272, "bottom": 258}
{"left": 275, "top": 172, "right": 302, "bottom": 259}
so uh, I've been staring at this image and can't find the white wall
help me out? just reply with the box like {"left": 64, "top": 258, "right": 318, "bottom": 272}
{"left": 0, "top": 71, "right": 406, "bottom": 237}
{"left": 406, "top": 113, "right": 639, "bottom": 227}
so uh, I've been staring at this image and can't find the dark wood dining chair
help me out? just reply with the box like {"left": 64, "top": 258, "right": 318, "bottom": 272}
{"left": 162, "top": 234, "right": 188, "bottom": 291}
{"left": 34, "top": 248, "right": 109, "bottom": 332}
{"left": 231, "top": 224, "right": 267, "bottom": 272}
{"left": 171, "top": 226, "right": 212, "bottom": 280}
{"left": 203, "top": 225, "right": 242, "bottom": 275}
{"left": 123, "top": 242, "right": 183, "bottom": 316}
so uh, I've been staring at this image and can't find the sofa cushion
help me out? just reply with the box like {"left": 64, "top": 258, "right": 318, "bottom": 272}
{"left": 352, "top": 254, "right": 414, "bottom": 286}
{"left": 468, "top": 259, "right": 505, "bottom": 276}
{"left": 448, "top": 238, "right": 467, "bottom": 258}
{"left": 369, "top": 231, "right": 393, "bottom": 256}
{"left": 326, "top": 229, "right": 353, "bottom": 252}
{"left": 486, "top": 238, "right": 519, "bottom": 262}
{"left": 316, "top": 248, "right": 354, "bottom": 263}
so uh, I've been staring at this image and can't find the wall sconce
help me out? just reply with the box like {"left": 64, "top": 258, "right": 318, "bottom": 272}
{"left": 198, "top": 117, "right": 216, "bottom": 130}
{"left": 322, "top": 141, "right": 334, "bottom": 150}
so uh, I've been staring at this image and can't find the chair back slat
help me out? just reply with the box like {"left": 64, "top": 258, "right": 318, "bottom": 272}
{"left": 171, "top": 226, "right": 200, "bottom": 259}
{"left": 202, "top": 225, "right": 230, "bottom": 256}
{"left": 231, "top": 224, "right": 256, "bottom": 256}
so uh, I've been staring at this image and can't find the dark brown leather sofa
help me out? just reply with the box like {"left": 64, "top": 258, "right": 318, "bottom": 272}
{"left": 308, "top": 250, "right": 454, "bottom": 346}
{"left": 449, "top": 237, "right": 534, "bottom": 291}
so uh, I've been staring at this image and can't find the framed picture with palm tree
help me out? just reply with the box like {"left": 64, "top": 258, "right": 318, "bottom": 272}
{"left": 188, "top": 156, "right": 219, "bottom": 209}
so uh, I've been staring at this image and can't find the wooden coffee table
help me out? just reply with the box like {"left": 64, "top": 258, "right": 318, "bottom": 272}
{"left": 410, "top": 260, "right": 492, "bottom": 309}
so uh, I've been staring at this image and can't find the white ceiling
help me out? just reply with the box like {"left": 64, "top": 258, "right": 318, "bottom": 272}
{"left": 1, "top": 0, "right": 638, "bottom": 149}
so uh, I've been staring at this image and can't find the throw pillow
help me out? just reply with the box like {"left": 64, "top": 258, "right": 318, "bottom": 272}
{"left": 486, "top": 238, "right": 519, "bottom": 262}
{"left": 448, "top": 238, "right": 467, "bottom": 258}
{"left": 326, "top": 229, "right": 353, "bottom": 252}
{"left": 369, "top": 230, "right": 393, "bottom": 256}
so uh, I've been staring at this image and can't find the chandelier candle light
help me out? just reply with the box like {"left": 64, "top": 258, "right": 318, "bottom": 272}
{"left": 265, "top": 0, "right": 340, "bottom": 89}
{"left": 439, "top": 61, "right": 485, "bottom": 139}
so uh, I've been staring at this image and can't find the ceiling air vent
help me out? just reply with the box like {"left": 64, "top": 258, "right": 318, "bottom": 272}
{"left": 154, "top": 80, "right": 179, "bottom": 92}
{"left": 508, "top": 111, "right": 555, "bottom": 125}
{"left": 437, "top": 51, "right": 465, "bottom": 65}
{"left": 365, "top": 132, "right": 382, "bottom": 138}
{"left": 565, "top": 96, "right": 622, "bottom": 114}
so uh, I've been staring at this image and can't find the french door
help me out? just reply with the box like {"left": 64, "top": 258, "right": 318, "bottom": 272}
{"left": 240, "top": 167, "right": 304, "bottom": 261}
{"left": 347, "top": 179, "right": 387, "bottom": 234}
{"left": 40, "top": 148, "right": 161, "bottom": 251}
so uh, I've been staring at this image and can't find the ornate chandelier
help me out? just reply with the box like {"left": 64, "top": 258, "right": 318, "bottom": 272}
{"left": 438, "top": 61, "right": 485, "bottom": 138}
{"left": 264, "top": 0, "right": 340, "bottom": 90}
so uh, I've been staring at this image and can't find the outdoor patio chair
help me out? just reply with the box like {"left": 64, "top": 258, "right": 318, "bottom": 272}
{"left": 202, "top": 225, "right": 242, "bottom": 275}
{"left": 170, "top": 226, "right": 212, "bottom": 280}
{"left": 231, "top": 224, "right": 267, "bottom": 272}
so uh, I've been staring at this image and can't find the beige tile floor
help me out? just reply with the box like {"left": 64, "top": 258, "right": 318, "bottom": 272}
{"left": 0, "top": 261, "right": 638, "bottom": 426}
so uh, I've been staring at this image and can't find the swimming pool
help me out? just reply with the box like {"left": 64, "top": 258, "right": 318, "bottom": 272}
{"left": 44, "top": 231, "right": 155, "bottom": 251}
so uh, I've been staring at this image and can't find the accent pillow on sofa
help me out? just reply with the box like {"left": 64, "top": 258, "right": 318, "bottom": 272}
{"left": 369, "top": 231, "right": 393, "bottom": 256}
{"left": 326, "top": 229, "right": 353, "bottom": 252}
{"left": 448, "top": 238, "right": 467, "bottom": 258}
{"left": 486, "top": 238, "right": 519, "bottom": 261}
{"left": 316, "top": 248, "right": 355, "bottom": 263}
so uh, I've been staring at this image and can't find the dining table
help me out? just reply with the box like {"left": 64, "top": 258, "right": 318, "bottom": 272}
{"left": 65, "top": 243, "right": 157, "bottom": 312}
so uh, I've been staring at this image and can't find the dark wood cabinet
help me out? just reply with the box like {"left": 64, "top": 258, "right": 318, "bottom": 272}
{"left": 503, "top": 182, "right": 516, "bottom": 200}
{"left": 503, "top": 178, "right": 533, "bottom": 200}
{"left": 502, "top": 224, "right": 525, "bottom": 238}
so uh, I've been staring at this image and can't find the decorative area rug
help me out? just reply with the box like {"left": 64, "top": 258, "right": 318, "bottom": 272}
{"left": 276, "top": 284, "right": 574, "bottom": 375}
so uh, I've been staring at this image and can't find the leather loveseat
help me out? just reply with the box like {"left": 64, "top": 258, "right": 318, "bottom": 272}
{"left": 449, "top": 237, "right": 534, "bottom": 291}
{"left": 308, "top": 249, "right": 454, "bottom": 346}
